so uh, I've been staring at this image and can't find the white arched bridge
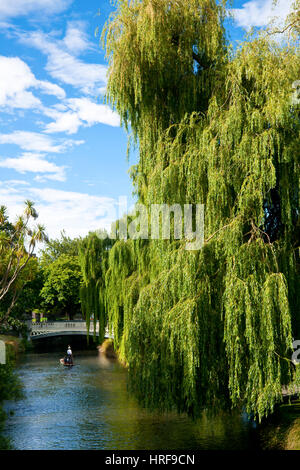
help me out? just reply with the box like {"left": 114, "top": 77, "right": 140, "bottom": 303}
{"left": 26, "top": 320, "right": 112, "bottom": 340}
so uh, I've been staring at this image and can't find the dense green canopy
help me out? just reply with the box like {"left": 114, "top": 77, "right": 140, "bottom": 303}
{"left": 92, "top": 0, "right": 300, "bottom": 420}
{"left": 40, "top": 254, "right": 82, "bottom": 320}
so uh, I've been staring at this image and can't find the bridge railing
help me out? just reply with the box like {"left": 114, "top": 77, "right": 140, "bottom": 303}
{"left": 27, "top": 320, "right": 98, "bottom": 328}
{"left": 27, "top": 320, "right": 99, "bottom": 336}
{"left": 25, "top": 320, "right": 113, "bottom": 339}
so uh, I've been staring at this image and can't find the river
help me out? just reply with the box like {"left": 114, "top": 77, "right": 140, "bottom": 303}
{"left": 3, "top": 351, "right": 260, "bottom": 450}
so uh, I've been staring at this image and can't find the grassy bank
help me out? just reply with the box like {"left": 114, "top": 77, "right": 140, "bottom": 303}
{"left": 97, "top": 339, "right": 117, "bottom": 359}
{"left": 259, "top": 400, "right": 300, "bottom": 450}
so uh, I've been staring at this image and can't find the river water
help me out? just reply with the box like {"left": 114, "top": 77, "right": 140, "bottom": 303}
{"left": 4, "top": 351, "right": 260, "bottom": 450}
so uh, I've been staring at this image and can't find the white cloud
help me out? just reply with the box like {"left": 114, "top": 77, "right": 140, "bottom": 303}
{"left": 63, "top": 21, "right": 91, "bottom": 55}
{"left": 0, "top": 131, "right": 83, "bottom": 153}
{"left": 0, "top": 182, "right": 118, "bottom": 239}
{"left": 0, "top": 183, "right": 27, "bottom": 212}
{"left": 37, "top": 80, "right": 65, "bottom": 99}
{"left": 0, "top": 0, "right": 72, "bottom": 20}
{"left": 232, "top": 0, "right": 294, "bottom": 30}
{"left": 44, "top": 97, "right": 120, "bottom": 134}
{"left": 44, "top": 109, "right": 81, "bottom": 134}
{"left": 19, "top": 27, "right": 108, "bottom": 95}
{"left": 3, "top": 179, "right": 29, "bottom": 186}
{"left": 0, "top": 56, "right": 65, "bottom": 111}
{"left": 31, "top": 188, "right": 118, "bottom": 238}
{"left": 0, "top": 152, "right": 66, "bottom": 181}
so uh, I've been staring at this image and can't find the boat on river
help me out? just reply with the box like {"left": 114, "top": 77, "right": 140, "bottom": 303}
{"left": 60, "top": 357, "right": 74, "bottom": 367}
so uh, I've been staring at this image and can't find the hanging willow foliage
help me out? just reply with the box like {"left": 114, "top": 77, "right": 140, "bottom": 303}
{"left": 98, "top": 0, "right": 300, "bottom": 420}
{"left": 78, "top": 233, "right": 114, "bottom": 343}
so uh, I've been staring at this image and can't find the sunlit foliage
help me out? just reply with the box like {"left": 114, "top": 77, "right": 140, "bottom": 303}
{"left": 98, "top": 0, "right": 300, "bottom": 420}
{"left": 78, "top": 233, "right": 114, "bottom": 342}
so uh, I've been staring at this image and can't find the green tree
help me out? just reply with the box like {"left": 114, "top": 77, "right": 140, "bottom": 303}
{"left": 78, "top": 231, "right": 114, "bottom": 342}
{"left": 0, "top": 257, "right": 42, "bottom": 327}
{"left": 0, "top": 201, "right": 47, "bottom": 329}
{"left": 40, "top": 230, "right": 81, "bottom": 268}
{"left": 40, "top": 254, "right": 83, "bottom": 320}
{"left": 102, "top": 0, "right": 300, "bottom": 420}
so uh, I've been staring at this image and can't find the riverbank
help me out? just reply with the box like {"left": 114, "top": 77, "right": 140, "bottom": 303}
{"left": 0, "top": 334, "right": 24, "bottom": 450}
{"left": 97, "top": 339, "right": 118, "bottom": 360}
{"left": 258, "top": 400, "right": 300, "bottom": 450}
{"left": 0, "top": 335, "right": 26, "bottom": 355}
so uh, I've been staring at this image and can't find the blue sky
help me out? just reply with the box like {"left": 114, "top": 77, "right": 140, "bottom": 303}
{"left": 0, "top": 0, "right": 293, "bottom": 239}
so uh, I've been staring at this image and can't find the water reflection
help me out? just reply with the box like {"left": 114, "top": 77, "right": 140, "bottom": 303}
{"left": 4, "top": 351, "right": 258, "bottom": 450}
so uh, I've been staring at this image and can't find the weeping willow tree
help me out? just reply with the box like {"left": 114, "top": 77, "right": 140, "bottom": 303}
{"left": 101, "top": 0, "right": 300, "bottom": 420}
{"left": 78, "top": 233, "right": 114, "bottom": 343}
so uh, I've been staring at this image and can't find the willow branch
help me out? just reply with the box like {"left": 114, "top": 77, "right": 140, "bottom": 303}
{"left": 266, "top": 19, "right": 300, "bottom": 36}
{"left": 205, "top": 217, "right": 240, "bottom": 244}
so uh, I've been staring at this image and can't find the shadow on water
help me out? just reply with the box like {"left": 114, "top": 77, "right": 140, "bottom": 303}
{"left": 3, "top": 342, "right": 262, "bottom": 450}
{"left": 29, "top": 334, "right": 98, "bottom": 353}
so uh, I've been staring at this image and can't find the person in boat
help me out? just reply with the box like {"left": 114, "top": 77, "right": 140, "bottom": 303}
{"left": 66, "top": 345, "right": 73, "bottom": 365}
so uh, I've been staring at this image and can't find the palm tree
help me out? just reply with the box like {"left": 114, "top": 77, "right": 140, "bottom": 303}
{"left": 0, "top": 202, "right": 48, "bottom": 324}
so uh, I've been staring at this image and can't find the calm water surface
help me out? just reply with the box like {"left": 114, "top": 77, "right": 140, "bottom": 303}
{"left": 4, "top": 351, "right": 259, "bottom": 450}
